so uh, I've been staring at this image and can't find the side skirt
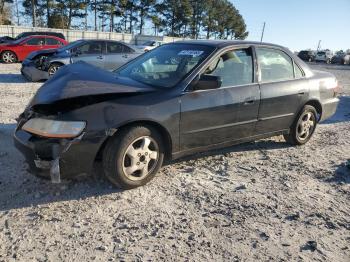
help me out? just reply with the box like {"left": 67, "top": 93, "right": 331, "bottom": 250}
{"left": 171, "top": 129, "right": 290, "bottom": 160}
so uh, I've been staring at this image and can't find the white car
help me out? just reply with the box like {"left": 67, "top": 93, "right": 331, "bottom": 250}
{"left": 138, "top": 40, "right": 164, "bottom": 52}
{"left": 315, "top": 50, "right": 333, "bottom": 64}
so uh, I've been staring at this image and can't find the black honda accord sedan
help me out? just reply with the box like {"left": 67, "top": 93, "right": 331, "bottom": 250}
{"left": 14, "top": 40, "right": 340, "bottom": 189}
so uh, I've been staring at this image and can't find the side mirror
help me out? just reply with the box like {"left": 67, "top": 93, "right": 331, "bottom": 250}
{"left": 192, "top": 74, "right": 222, "bottom": 91}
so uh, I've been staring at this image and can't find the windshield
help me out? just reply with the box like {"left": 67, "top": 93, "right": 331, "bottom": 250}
{"left": 15, "top": 32, "right": 27, "bottom": 40}
{"left": 11, "top": 36, "right": 30, "bottom": 45}
{"left": 117, "top": 43, "right": 214, "bottom": 88}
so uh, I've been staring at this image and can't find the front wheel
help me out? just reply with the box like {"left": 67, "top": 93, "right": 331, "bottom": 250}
{"left": 284, "top": 105, "right": 317, "bottom": 145}
{"left": 103, "top": 126, "right": 164, "bottom": 189}
{"left": 48, "top": 63, "right": 62, "bottom": 76}
{"left": 1, "top": 51, "right": 17, "bottom": 63}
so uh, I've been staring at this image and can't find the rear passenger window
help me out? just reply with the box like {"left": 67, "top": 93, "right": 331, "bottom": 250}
{"left": 46, "top": 38, "right": 61, "bottom": 45}
{"left": 107, "top": 42, "right": 124, "bottom": 53}
{"left": 294, "top": 63, "right": 304, "bottom": 78}
{"left": 205, "top": 48, "right": 254, "bottom": 87}
{"left": 256, "top": 48, "right": 294, "bottom": 82}
{"left": 107, "top": 42, "right": 133, "bottom": 53}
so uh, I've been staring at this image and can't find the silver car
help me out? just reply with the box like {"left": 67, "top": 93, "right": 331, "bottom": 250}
{"left": 21, "top": 39, "right": 143, "bottom": 82}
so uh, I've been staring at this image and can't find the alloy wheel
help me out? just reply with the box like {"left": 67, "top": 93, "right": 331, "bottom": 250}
{"left": 2, "top": 52, "right": 15, "bottom": 63}
{"left": 122, "top": 136, "right": 159, "bottom": 181}
{"left": 48, "top": 65, "right": 60, "bottom": 75}
{"left": 296, "top": 112, "right": 315, "bottom": 141}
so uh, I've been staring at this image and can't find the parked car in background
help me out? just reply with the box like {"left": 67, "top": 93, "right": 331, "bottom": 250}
{"left": 0, "top": 31, "right": 65, "bottom": 44}
{"left": 0, "top": 35, "right": 68, "bottom": 63}
{"left": 14, "top": 40, "right": 340, "bottom": 189}
{"left": 298, "top": 50, "right": 316, "bottom": 62}
{"left": 331, "top": 51, "right": 350, "bottom": 65}
{"left": 138, "top": 40, "right": 164, "bottom": 52}
{"left": 21, "top": 39, "right": 143, "bottom": 81}
{"left": 315, "top": 50, "right": 333, "bottom": 63}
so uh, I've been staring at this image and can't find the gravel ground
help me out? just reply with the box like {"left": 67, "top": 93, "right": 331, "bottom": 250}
{"left": 0, "top": 63, "right": 349, "bottom": 262}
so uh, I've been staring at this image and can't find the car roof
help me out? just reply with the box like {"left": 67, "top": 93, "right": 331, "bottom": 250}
{"left": 27, "top": 35, "right": 62, "bottom": 38}
{"left": 172, "top": 40, "right": 287, "bottom": 50}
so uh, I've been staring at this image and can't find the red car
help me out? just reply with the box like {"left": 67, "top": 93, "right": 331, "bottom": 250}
{"left": 0, "top": 35, "right": 68, "bottom": 63}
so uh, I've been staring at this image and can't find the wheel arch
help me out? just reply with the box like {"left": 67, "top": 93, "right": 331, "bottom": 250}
{"left": 1, "top": 50, "right": 18, "bottom": 61}
{"left": 304, "top": 99, "right": 322, "bottom": 121}
{"left": 95, "top": 120, "right": 173, "bottom": 162}
{"left": 49, "top": 61, "right": 65, "bottom": 67}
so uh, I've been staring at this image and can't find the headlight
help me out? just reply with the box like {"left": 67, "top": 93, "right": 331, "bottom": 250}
{"left": 22, "top": 118, "right": 86, "bottom": 138}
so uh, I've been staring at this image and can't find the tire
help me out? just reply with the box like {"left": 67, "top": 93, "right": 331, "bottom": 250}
{"left": 1, "top": 51, "right": 17, "bottom": 63}
{"left": 284, "top": 105, "right": 317, "bottom": 146}
{"left": 48, "top": 63, "right": 62, "bottom": 76}
{"left": 103, "top": 125, "right": 165, "bottom": 189}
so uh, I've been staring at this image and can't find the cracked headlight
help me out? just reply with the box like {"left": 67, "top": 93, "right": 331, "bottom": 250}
{"left": 22, "top": 118, "right": 86, "bottom": 138}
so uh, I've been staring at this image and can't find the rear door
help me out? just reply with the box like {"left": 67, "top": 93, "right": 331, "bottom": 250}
{"left": 180, "top": 47, "right": 260, "bottom": 150}
{"left": 45, "top": 37, "right": 64, "bottom": 49}
{"left": 255, "top": 47, "right": 309, "bottom": 134}
{"left": 71, "top": 41, "right": 105, "bottom": 68}
{"left": 105, "top": 42, "right": 136, "bottom": 70}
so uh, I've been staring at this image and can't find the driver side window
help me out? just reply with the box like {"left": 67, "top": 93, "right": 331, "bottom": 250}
{"left": 205, "top": 48, "right": 254, "bottom": 87}
{"left": 26, "top": 37, "right": 44, "bottom": 46}
{"left": 76, "top": 41, "right": 103, "bottom": 54}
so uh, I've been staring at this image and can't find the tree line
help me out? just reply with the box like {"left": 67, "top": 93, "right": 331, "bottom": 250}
{"left": 1, "top": 0, "right": 248, "bottom": 40}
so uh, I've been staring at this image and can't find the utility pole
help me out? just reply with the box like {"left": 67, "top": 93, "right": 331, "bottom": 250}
{"left": 260, "top": 22, "right": 266, "bottom": 42}
{"left": 31, "top": 0, "right": 36, "bottom": 27}
{"left": 317, "top": 40, "right": 321, "bottom": 51}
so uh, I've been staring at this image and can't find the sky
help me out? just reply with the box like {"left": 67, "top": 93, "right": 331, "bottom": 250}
{"left": 231, "top": 0, "right": 350, "bottom": 52}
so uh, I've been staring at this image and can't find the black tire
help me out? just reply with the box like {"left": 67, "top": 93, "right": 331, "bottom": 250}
{"left": 1, "top": 51, "right": 17, "bottom": 63}
{"left": 48, "top": 63, "right": 62, "bottom": 76}
{"left": 103, "top": 125, "right": 165, "bottom": 189}
{"left": 284, "top": 105, "right": 317, "bottom": 146}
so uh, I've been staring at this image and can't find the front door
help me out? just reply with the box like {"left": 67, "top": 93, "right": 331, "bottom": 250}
{"left": 180, "top": 47, "right": 260, "bottom": 151}
{"left": 20, "top": 36, "right": 45, "bottom": 60}
{"left": 71, "top": 41, "right": 105, "bottom": 68}
{"left": 255, "top": 47, "right": 309, "bottom": 134}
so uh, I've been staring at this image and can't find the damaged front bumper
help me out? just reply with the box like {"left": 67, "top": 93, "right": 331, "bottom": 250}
{"left": 21, "top": 60, "right": 49, "bottom": 82}
{"left": 13, "top": 126, "right": 107, "bottom": 183}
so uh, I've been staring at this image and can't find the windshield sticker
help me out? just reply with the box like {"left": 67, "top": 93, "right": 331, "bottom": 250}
{"left": 178, "top": 50, "right": 204, "bottom": 57}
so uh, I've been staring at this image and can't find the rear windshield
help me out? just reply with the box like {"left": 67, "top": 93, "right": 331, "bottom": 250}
{"left": 317, "top": 52, "right": 326, "bottom": 55}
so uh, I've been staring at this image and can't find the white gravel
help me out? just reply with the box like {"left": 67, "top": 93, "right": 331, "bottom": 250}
{"left": 0, "top": 63, "right": 349, "bottom": 261}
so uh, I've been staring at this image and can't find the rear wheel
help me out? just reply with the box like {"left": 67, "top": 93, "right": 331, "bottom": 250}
{"left": 103, "top": 126, "right": 164, "bottom": 189}
{"left": 48, "top": 63, "right": 62, "bottom": 76}
{"left": 284, "top": 105, "right": 317, "bottom": 145}
{"left": 1, "top": 51, "right": 17, "bottom": 63}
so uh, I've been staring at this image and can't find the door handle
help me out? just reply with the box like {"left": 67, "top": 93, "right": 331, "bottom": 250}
{"left": 97, "top": 55, "right": 103, "bottom": 59}
{"left": 243, "top": 97, "right": 255, "bottom": 105}
{"left": 122, "top": 54, "right": 128, "bottom": 58}
{"left": 298, "top": 90, "right": 307, "bottom": 95}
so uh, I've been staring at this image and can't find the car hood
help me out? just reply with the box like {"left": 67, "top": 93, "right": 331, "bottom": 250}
{"left": 26, "top": 48, "right": 59, "bottom": 60}
{"left": 30, "top": 62, "right": 156, "bottom": 106}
